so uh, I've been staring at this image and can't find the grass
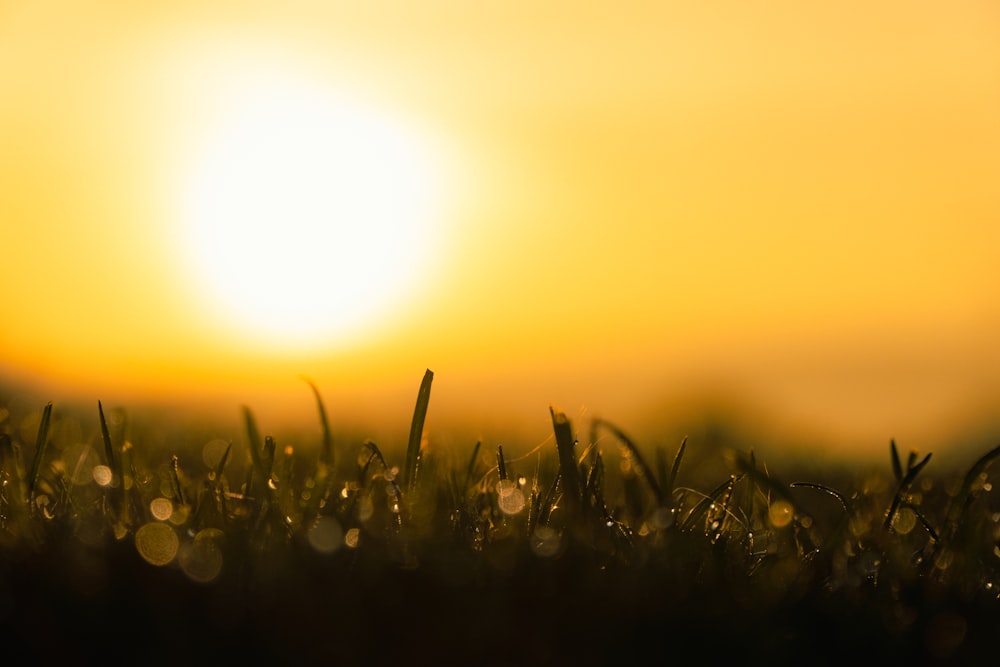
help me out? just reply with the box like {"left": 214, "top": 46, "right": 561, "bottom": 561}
{"left": 2, "top": 369, "right": 1000, "bottom": 665}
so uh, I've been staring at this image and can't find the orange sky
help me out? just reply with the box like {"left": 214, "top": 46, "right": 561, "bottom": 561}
{"left": 2, "top": 2, "right": 999, "bottom": 460}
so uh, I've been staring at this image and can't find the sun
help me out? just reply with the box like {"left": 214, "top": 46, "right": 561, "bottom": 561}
{"left": 179, "top": 72, "right": 442, "bottom": 349}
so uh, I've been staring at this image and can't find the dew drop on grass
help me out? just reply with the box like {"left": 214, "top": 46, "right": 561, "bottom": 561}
{"left": 136, "top": 522, "right": 179, "bottom": 566}
{"left": 307, "top": 516, "right": 343, "bottom": 554}
{"left": 92, "top": 465, "right": 113, "bottom": 487}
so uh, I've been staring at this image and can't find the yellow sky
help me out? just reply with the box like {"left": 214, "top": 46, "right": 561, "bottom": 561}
{"left": 2, "top": 2, "right": 999, "bottom": 459}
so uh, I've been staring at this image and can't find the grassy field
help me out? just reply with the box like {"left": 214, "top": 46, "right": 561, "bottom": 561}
{"left": 2, "top": 370, "right": 999, "bottom": 665}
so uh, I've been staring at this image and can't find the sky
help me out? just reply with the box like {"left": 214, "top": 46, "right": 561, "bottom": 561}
{"left": 2, "top": 2, "right": 999, "bottom": 462}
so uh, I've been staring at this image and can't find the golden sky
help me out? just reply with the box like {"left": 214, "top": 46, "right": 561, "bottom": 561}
{"left": 2, "top": 2, "right": 999, "bottom": 458}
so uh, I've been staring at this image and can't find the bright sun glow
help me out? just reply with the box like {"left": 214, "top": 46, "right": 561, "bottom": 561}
{"left": 180, "top": 73, "right": 441, "bottom": 349}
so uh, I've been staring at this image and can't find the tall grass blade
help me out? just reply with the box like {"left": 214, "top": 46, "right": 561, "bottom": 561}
{"left": 405, "top": 369, "right": 433, "bottom": 494}
{"left": 884, "top": 451, "right": 932, "bottom": 531}
{"left": 170, "top": 455, "right": 185, "bottom": 506}
{"left": 97, "top": 401, "right": 126, "bottom": 521}
{"left": 537, "top": 470, "right": 561, "bottom": 527}
{"left": 592, "top": 418, "right": 663, "bottom": 506}
{"left": 302, "top": 377, "right": 334, "bottom": 468}
{"left": 242, "top": 405, "right": 265, "bottom": 486}
{"left": 584, "top": 450, "right": 608, "bottom": 519}
{"left": 665, "top": 436, "right": 687, "bottom": 507}
{"left": 98, "top": 400, "right": 115, "bottom": 468}
{"left": 680, "top": 474, "right": 740, "bottom": 532}
{"left": 27, "top": 402, "right": 53, "bottom": 507}
{"left": 890, "top": 439, "right": 903, "bottom": 482}
{"left": 191, "top": 441, "right": 232, "bottom": 530}
{"left": 496, "top": 444, "right": 507, "bottom": 481}
{"left": 550, "top": 406, "right": 581, "bottom": 520}
{"left": 364, "top": 440, "right": 404, "bottom": 517}
{"left": 214, "top": 442, "right": 232, "bottom": 481}
{"left": 262, "top": 436, "right": 277, "bottom": 482}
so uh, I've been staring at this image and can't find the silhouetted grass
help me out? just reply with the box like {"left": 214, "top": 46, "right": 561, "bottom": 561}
{"left": 1, "top": 369, "right": 999, "bottom": 665}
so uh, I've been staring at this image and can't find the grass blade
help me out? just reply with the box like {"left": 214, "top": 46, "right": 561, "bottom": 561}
{"left": 550, "top": 406, "right": 581, "bottom": 521}
{"left": 364, "top": 440, "right": 404, "bottom": 509}
{"left": 592, "top": 418, "right": 663, "bottom": 506}
{"left": 191, "top": 441, "right": 232, "bottom": 530}
{"left": 884, "top": 451, "right": 932, "bottom": 531}
{"left": 242, "top": 405, "right": 265, "bottom": 487}
{"left": 537, "top": 470, "right": 561, "bottom": 527}
{"left": 214, "top": 441, "right": 233, "bottom": 481}
{"left": 170, "top": 455, "right": 185, "bottom": 506}
{"left": 405, "top": 369, "right": 434, "bottom": 494}
{"left": 262, "top": 436, "right": 277, "bottom": 482}
{"left": 97, "top": 400, "right": 128, "bottom": 522}
{"left": 665, "top": 436, "right": 687, "bottom": 507}
{"left": 302, "top": 376, "right": 334, "bottom": 468}
{"left": 680, "top": 474, "right": 740, "bottom": 532}
{"left": 890, "top": 439, "right": 903, "bottom": 482}
{"left": 790, "top": 482, "right": 849, "bottom": 514}
{"left": 464, "top": 440, "right": 481, "bottom": 491}
{"left": 27, "top": 402, "right": 53, "bottom": 507}
{"left": 98, "top": 400, "right": 115, "bottom": 468}
{"left": 496, "top": 444, "right": 507, "bottom": 481}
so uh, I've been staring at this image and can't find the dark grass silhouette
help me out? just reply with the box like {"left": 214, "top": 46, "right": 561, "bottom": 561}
{"left": 2, "top": 370, "right": 999, "bottom": 665}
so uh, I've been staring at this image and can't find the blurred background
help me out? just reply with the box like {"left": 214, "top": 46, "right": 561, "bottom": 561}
{"left": 2, "top": 2, "right": 998, "bottom": 466}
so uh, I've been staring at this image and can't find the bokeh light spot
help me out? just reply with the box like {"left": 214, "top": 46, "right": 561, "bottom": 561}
{"left": 135, "top": 522, "right": 179, "bottom": 566}
{"left": 150, "top": 497, "right": 174, "bottom": 521}
{"left": 179, "top": 529, "right": 225, "bottom": 583}
{"left": 769, "top": 501, "right": 794, "bottom": 528}
{"left": 307, "top": 516, "right": 343, "bottom": 555}
{"left": 497, "top": 479, "right": 526, "bottom": 515}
